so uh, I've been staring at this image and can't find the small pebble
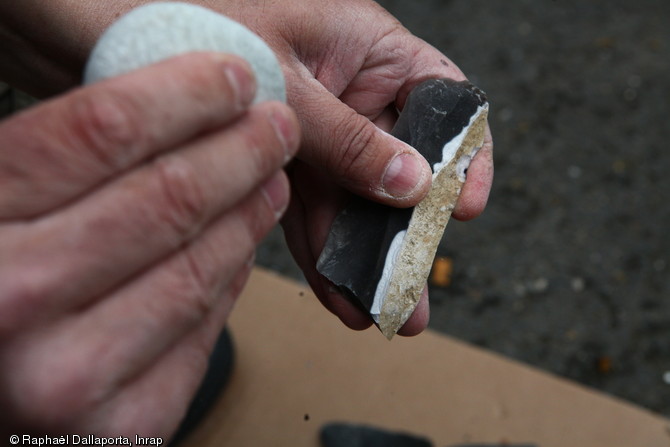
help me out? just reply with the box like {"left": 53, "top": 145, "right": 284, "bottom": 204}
{"left": 567, "top": 165, "right": 582, "bottom": 179}
{"left": 653, "top": 259, "right": 666, "bottom": 272}
{"left": 571, "top": 277, "right": 585, "bottom": 292}
{"left": 596, "top": 356, "right": 613, "bottom": 374}
{"left": 430, "top": 256, "right": 453, "bottom": 288}
{"left": 528, "top": 277, "right": 549, "bottom": 293}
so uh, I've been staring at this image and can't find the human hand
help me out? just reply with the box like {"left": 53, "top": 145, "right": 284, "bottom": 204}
{"left": 216, "top": 0, "right": 494, "bottom": 333}
{"left": 0, "top": 53, "right": 299, "bottom": 436}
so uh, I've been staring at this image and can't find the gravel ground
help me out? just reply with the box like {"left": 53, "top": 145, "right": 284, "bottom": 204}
{"left": 2, "top": 0, "right": 668, "bottom": 419}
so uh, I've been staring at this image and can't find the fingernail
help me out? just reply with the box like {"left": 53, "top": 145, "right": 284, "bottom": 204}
{"left": 382, "top": 152, "right": 430, "bottom": 199}
{"left": 223, "top": 61, "right": 256, "bottom": 109}
{"left": 269, "top": 108, "right": 298, "bottom": 163}
{"left": 261, "top": 172, "right": 290, "bottom": 219}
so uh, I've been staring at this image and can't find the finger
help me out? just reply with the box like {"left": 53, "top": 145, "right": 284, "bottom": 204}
{"left": 282, "top": 162, "right": 372, "bottom": 330}
{"left": 396, "top": 285, "right": 429, "bottom": 337}
{"left": 321, "top": 287, "right": 374, "bottom": 331}
{"left": 371, "top": 105, "right": 399, "bottom": 134}
{"left": 452, "top": 125, "right": 494, "bottom": 220}
{"left": 280, "top": 174, "right": 328, "bottom": 298}
{"left": 392, "top": 36, "right": 468, "bottom": 110}
{"left": 82, "top": 263, "right": 255, "bottom": 437}
{"left": 288, "top": 77, "right": 432, "bottom": 207}
{"left": 0, "top": 103, "right": 299, "bottom": 329}
{"left": 282, "top": 197, "right": 373, "bottom": 331}
{"left": 0, "top": 52, "right": 257, "bottom": 219}
{"left": 4, "top": 174, "right": 288, "bottom": 426}
{"left": 342, "top": 33, "right": 494, "bottom": 220}
{"left": 73, "top": 177, "right": 287, "bottom": 391}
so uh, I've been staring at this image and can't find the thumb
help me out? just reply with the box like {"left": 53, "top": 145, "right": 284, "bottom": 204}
{"left": 289, "top": 80, "right": 432, "bottom": 207}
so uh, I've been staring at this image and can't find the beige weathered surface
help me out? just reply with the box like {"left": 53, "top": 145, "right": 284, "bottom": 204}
{"left": 379, "top": 107, "right": 489, "bottom": 339}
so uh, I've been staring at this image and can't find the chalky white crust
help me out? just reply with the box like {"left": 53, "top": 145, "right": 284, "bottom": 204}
{"left": 371, "top": 230, "right": 406, "bottom": 322}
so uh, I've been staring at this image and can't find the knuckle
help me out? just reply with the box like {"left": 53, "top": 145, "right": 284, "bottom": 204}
{"left": 176, "top": 338, "right": 212, "bottom": 391}
{"left": 68, "top": 90, "right": 145, "bottom": 171}
{"left": 330, "top": 118, "right": 377, "bottom": 178}
{"left": 244, "top": 189, "right": 278, "bottom": 243}
{"left": 238, "top": 103, "right": 294, "bottom": 167}
{"left": 188, "top": 53, "right": 255, "bottom": 111}
{"left": 159, "top": 204, "right": 264, "bottom": 328}
{"left": 165, "top": 248, "right": 218, "bottom": 326}
{"left": 10, "top": 351, "right": 93, "bottom": 425}
{"left": 152, "top": 155, "right": 208, "bottom": 240}
{"left": 181, "top": 249, "right": 214, "bottom": 318}
{"left": 0, "top": 268, "right": 48, "bottom": 333}
{"left": 243, "top": 108, "right": 286, "bottom": 169}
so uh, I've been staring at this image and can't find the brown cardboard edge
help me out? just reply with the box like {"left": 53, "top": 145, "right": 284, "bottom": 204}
{"left": 181, "top": 267, "right": 670, "bottom": 447}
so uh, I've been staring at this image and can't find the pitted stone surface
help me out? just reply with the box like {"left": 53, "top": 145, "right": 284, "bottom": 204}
{"left": 85, "top": 2, "right": 285, "bottom": 103}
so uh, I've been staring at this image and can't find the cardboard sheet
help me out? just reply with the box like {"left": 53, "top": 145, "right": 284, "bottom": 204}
{"left": 181, "top": 267, "right": 670, "bottom": 446}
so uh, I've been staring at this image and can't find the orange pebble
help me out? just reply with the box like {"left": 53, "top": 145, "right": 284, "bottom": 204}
{"left": 430, "top": 256, "right": 453, "bottom": 287}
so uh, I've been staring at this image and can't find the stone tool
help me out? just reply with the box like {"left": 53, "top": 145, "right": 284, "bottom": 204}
{"left": 317, "top": 79, "right": 489, "bottom": 339}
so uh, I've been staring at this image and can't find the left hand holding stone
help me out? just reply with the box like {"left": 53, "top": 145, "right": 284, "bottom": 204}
{"left": 224, "top": 0, "right": 494, "bottom": 333}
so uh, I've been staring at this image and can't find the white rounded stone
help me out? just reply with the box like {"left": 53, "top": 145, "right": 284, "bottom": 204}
{"left": 84, "top": 2, "right": 286, "bottom": 103}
